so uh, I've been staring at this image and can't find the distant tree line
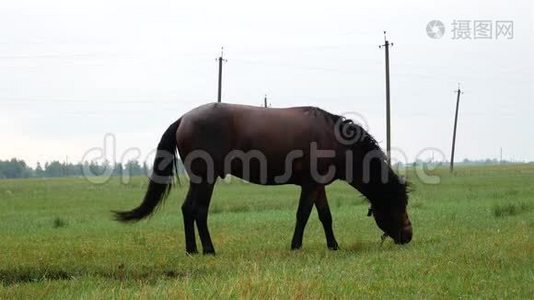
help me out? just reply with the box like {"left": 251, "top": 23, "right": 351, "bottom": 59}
{"left": 0, "top": 158, "right": 155, "bottom": 179}
{"left": 0, "top": 157, "right": 528, "bottom": 180}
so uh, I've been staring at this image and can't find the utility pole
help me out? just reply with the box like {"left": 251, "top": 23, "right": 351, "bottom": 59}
{"left": 379, "top": 31, "right": 393, "bottom": 166}
{"left": 450, "top": 84, "right": 463, "bottom": 173}
{"left": 216, "top": 47, "right": 227, "bottom": 102}
{"left": 64, "top": 156, "right": 68, "bottom": 177}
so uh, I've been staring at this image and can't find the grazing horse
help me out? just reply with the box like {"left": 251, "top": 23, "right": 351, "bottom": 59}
{"left": 115, "top": 103, "right": 412, "bottom": 254}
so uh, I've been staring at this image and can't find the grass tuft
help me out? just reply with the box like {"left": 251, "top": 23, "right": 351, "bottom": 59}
{"left": 52, "top": 217, "right": 67, "bottom": 228}
{"left": 493, "top": 202, "right": 529, "bottom": 217}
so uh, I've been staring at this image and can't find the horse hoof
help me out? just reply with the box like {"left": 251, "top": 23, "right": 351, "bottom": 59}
{"left": 185, "top": 250, "right": 198, "bottom": 256}
{"left": 203, "top": 249, "right": 216, "bottom": 255}
{"left": 291, "top": 244, "right": 302, "bottom": 250}
{"left": 328, "top": 241, "right": 339, "bottom": 250}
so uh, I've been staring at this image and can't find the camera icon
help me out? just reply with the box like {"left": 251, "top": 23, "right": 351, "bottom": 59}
{"left": 426, "top": 20, "right": 445, "bottom": 39}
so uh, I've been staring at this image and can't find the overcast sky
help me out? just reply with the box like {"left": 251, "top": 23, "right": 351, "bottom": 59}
{"left": 1, "top": 0, "right": 533, "bottom": 166}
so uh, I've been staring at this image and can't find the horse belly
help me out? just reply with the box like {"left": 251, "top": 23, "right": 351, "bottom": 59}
{"left": 224, "top": 150, "right": 307, "bottom": 185}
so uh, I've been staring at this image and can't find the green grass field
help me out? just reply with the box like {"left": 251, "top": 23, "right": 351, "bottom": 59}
{"left": 1, "top": 165, "right": 533, "bottom": 298}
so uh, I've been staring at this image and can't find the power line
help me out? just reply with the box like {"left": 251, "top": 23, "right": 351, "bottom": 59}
{"left": 231, "top": 57, "right": 364, "bottom": 74}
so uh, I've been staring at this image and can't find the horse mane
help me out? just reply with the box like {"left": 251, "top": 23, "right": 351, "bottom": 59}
{"left": 301, "top": 106, "right": 409, "bottom": 207}
{"left": 301, "top": 106, "right": 387, "bottom": 159}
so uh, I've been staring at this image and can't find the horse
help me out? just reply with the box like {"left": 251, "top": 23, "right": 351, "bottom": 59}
{"left": 114, "top": 102, "right": 412, "bottom": 254}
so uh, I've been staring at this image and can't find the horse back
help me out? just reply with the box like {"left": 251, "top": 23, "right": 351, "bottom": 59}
{"left": 177, "top": 103, "right": 340, "bottom": 184}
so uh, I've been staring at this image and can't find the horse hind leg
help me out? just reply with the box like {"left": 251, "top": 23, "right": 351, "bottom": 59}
{"left": 181, "top": 184, "right": 198, "bottom": 255}
{"left": 191, "top": 182, "right": 216, "bottom": 255}
{"left": 291, "top": 185, "right": 316, "bottom": 250}
{"left": 314, "top": 186, "right": 339, "bottom": 250}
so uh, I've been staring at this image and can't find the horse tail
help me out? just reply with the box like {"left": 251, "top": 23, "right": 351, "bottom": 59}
{"left": 113, "top": 118, "right": 181, "bottom": 222}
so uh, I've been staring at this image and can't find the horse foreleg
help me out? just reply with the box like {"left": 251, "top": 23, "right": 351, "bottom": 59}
{"left": 291, "top": 185, "right": 316, "bottom": 250}
{"left": 192, "top": 182, "right": 216, "bottom": 255}
{"left": 314, "top": 186, "right": 339, "bottom": 250}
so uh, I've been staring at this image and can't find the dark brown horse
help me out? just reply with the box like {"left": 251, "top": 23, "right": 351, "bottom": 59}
{"left": 115, "top": 103, "right": 412, "bottom": 254}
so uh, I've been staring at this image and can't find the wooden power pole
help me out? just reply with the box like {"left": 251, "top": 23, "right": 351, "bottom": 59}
{"left": 379, "top": 31, "right": 393, "bottom": 166}
{"left": 216, "top": 47, "right": 227, "bottom": 102}
{"left": 450, "top": 84, "right": 463, "bottom": 173}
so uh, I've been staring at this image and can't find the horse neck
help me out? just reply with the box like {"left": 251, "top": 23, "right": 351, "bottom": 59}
{"left": 347, "top": 152, "right": 406, "bottom": 208}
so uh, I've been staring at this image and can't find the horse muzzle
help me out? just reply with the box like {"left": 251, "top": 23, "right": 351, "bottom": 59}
{"left": 394, "top": 224, "right": 413, "bottom": 245}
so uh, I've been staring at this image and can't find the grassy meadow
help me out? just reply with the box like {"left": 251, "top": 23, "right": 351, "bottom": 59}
{"left": 0, "top": 164, "right": 533, "bottom": 298}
